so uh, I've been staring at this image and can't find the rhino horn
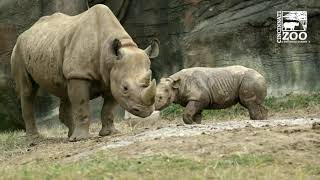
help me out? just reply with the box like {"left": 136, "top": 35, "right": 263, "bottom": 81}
{"left": 141, "top": 79, "right": 156, "bottom": 106}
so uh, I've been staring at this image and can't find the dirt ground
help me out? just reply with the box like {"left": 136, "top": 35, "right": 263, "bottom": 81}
{"left": 1, "top": 112, "right": 320, "bottom": 171}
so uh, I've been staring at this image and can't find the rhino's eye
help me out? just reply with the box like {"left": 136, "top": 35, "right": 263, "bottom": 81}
{"left": 159, "top": 96, "right": 162, "bottom": 100}
{"left": 141, "top": 83, "right": 149, "bottom": 88}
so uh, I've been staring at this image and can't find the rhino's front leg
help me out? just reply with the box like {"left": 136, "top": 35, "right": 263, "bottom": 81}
{"left": 67, "top": 79, "right": 91, "bottom": 141}
{"left": 99, "top": 97, "right": 120, "bottom": 136}
{"left": 183, "top": 101, "right": 205, "bottom": 124}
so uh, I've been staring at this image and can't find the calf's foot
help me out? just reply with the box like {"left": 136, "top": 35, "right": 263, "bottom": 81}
{"left": 258, "top": 105, "right": 268, "bottom": 120}
{"left": 193, "top": 113, "right": 202, "bottom": 124}
{"left": 183, "top": 113, "right": 194, "bottom": 124}
{"left": 248, "top": 105, "right": 268, "bottom": 120}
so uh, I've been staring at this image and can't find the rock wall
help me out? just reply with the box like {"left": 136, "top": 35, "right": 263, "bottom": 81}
{"left": 121, "top": 0, "right": 320, "bottom": 96}
{"left": 0, "top": 0, "right": 319, "bottom": 130}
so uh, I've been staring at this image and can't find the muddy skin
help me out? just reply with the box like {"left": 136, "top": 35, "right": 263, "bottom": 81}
{"left": 155, "top": 66, "right": 268, "bottom": 124}
{"left": 11, "top": 4, "right": 159, "bottom": 141}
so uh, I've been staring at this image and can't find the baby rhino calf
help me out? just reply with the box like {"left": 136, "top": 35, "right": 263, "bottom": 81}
{"left": 155, "top": 66, "right": 267, "bottom": 124}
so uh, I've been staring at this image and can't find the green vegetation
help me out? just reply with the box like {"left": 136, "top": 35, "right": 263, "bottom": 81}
{"left": 3, "top": 153, "right": 318, "bottom": 180}
{"left": 161, "top": 93, "right": 320, "bottom": 120}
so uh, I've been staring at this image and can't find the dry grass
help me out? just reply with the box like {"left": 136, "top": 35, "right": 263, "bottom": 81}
{"left": 1, "top": 152, "right": 319, "bottom": 180}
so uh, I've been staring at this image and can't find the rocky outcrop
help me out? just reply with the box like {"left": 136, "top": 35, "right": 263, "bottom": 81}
{"left": 121, "top": 0, "right": 320, "bottom": 96}
{"left": 0, "top": 0, "right": 319, "bottom": 130}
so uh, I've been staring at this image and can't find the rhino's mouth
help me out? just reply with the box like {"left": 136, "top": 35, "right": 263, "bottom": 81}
{"left": 121, "top": 99, "right": 155, "bottom": 118}
{"left": 127, "top": 104, "right": 154, "bottom": 118}
{"left": 155, "top": 102, "right": 169, "bottom": 111}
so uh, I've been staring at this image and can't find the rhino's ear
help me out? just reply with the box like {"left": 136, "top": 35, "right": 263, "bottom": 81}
{"left": 171, "top": 79, "right": 180, "bottom": 89}
{"left": 112, "top": 39, "right": 122, "bottom": 57}
{"left": 144, "top": 38, "right": 159, "bottom": 59}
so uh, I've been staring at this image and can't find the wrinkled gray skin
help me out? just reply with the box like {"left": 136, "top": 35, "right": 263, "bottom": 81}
{"left": 155, "top": 66, "right": 268, "bottom": 124}
{"left": 11, "top": 5, "right": 159, "bottom": 141}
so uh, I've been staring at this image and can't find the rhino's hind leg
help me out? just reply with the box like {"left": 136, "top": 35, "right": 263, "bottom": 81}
{"left": 18, "top": 69, "right": 39, "bottom": 136}
{"left": 183, "top": 101, "right": 205, "bottom": 124}
{"left": 59, "top": 99, "right": 74, "bottom": 137}
{"left": 99, "top": 97, "right": 119, "bottom": 136}
{"left": 239, "top": 70, "right": 268, "bottom": 120}
{"left": 242, "top": 103, "right": 268, "bottom": 120}
{"left": 67, "top": 79, "right": 91, "bottom": 141}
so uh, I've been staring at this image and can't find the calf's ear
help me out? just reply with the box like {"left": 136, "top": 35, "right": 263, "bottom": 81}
{"left": 144, "top": 38, "right": 160, "bottom": 59}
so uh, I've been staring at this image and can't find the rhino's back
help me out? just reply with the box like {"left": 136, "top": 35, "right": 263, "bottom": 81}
{"left": 174, "top": 66, "right": 249, "bottom": 107}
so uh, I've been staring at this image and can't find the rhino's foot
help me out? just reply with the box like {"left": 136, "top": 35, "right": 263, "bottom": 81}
{"left": 183, "top": 118, "right": 194, "bottom": 124}
{"left": 69, "top": 127, "right": 89, "bottom": 142}
{"left": 67, "top": 128, "right": 74, "bottom": 138}
{"left": 26, "top": 129, "right": 40, "bottom": 137}
{"left": 183, "top": 113, "right": 194, "bottom": 124}
{"left": 193, "top": 113, "right": 202, "bottom": 124}
{"left": 99, "top": 127, "right": 120, "bottom": 136}
{"left": 249, "top": 105, "right": 268, "bottom": 120}
{"left": 260, "top": 106, "right": 268, "bottom": 120}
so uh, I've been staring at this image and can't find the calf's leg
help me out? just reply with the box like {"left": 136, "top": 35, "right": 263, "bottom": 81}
{"left": 183, "top": 101, "right": 205, "bottom": 124}
{"left": 68, "top": 79, "right": 91, "bottom": 141}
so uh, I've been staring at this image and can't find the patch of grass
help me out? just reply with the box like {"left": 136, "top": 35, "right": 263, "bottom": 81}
{"left": 0, "top": 130, "right": 27, "bottom": 152}
{"left": 161, "top": 93, "right": 320, "bottom": 120}
{"left": 218, "top": 154, "right": 274, "bottom": 167}
{"left": 0, "top": 153, "right": 280, "bottom": 180}
{"left": 0, "top": 130, "right": 29, "bottom": 161}
{"left": 1, "top": 153, "right": 318, "bottom": 179}
{"left": 264, "top": 93, "right": 320, "bottom": 110}
{"left": 304, "top": 165, "right": 320, "bottom": 175}
{"left": 160, "top": 104, "right": 184, "bottom": 120}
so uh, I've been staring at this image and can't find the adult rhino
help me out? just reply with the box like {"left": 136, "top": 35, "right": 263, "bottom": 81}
{"left": 11, "top": 4, "right": 159, "bottom": 141}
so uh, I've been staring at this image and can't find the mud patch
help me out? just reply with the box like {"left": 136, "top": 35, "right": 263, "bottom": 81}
{"left": 63, "top": 118, "right": 319, "bottom": 162}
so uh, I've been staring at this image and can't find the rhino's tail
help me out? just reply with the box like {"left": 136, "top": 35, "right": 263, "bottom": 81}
{"left": 10, "top": 40, "right": 32, "bottom": 99}
{"left": 10, "top": 43, "right": 20, "bottom": 98}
